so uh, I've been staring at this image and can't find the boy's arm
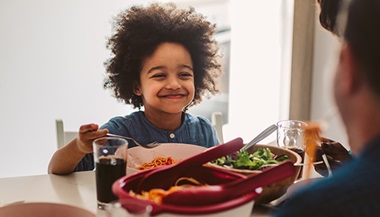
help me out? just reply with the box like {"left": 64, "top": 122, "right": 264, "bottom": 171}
{"left": 48, "top": 138, "right": 88, "bottom": 175}
{"left": 48, "top": 124, "right": 108, "bottom": 175}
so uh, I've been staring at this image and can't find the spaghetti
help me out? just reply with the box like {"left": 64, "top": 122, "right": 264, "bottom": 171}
{"left": 129, "top": 177, "right": 204, "bottom": 204}
{"left": 137, "top": 157, "right": 177, "bottom": 170}
{"left": 129, "top": 185, "right": 185, "bottom": 204}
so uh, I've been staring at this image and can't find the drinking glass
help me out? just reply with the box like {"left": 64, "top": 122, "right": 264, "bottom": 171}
{"left": 93, "top": 137, "right": 128, "bottom": 210}
{"left": 277, "top": 120, "right": 307, "bottom": 179}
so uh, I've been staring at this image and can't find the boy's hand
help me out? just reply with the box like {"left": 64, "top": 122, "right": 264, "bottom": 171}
{"left": 76, "top": 123, "right": 109, "bottom": 154}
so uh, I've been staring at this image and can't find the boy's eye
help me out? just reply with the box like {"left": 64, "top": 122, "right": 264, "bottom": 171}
{"left": 179, "top": 72, "right": 193, "bottom": 77}
{"left": 151, "top": 73, "right": 166, "bottom": 78}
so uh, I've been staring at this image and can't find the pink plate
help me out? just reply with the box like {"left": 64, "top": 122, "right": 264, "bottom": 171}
{"left": 0, "top": 202, "right": 95, "bottom": 217}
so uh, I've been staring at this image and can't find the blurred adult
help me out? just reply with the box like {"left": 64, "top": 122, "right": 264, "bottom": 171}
{"left": 273, "top": 0, "right": 380, "bottom": 216}
{"left": 313, "top": 0, "right": 353, "bottom": 176}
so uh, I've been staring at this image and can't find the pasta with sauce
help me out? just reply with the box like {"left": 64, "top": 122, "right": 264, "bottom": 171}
{"left": 137, "top": 157, "right": 178, "bottom": 170}
{"left": 129, "top": 177, "right": 204, "bottom": 204}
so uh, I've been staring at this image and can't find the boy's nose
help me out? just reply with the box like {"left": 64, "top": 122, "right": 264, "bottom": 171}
{"left": 165, "top": 77, "right": 181, "bottom": 89}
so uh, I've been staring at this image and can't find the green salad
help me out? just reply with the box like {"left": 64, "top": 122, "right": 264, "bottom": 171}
{"left": 213, "top": 147, "right": 289, "bottom": 170}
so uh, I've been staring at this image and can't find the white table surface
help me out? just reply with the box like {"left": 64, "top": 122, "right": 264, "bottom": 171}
{"left": 0, "top": 171, "right": 272, "bottom": 217}
{"left": 0, "top": 171, "right": 100, "bottom": 214}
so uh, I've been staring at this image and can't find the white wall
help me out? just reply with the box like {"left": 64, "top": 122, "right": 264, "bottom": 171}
{"left": 0, "top": 0, "right": 141, "bottom": 178}
{"left": 225, "top": 0, "right": 294, "bottom": 144}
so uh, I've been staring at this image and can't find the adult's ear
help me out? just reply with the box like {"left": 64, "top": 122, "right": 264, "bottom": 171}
{"left": 339, "top": 42, "right": 362, "bottom": 95}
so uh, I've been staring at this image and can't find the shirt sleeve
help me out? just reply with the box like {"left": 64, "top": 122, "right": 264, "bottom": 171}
{"left": 74, "top": 153, "right": 94, "bottom": 172}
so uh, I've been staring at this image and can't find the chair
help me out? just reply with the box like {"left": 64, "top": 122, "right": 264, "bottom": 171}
{"left": 211, "top": 112, "right": 224, "bottom": 143}
{"left": 55, "top": 119, "right": 78, "bottom": 149}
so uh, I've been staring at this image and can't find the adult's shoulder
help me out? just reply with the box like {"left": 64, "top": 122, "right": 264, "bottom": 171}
{"left": 272, "top": 177, "right": 344, "bottom": 217}
{"left": 274, "top": 160, "right": 378, "bottom": 217}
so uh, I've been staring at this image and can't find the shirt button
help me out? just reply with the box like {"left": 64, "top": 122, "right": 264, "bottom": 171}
{"left": 170, "top": 133, "right": 175, "bottom": 139}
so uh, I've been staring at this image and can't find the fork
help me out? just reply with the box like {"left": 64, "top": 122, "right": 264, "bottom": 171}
{"left": 241, "top": 124, "right": 278, "bottom": 151}
{"left": 106, "top": 133, "right": 160, "bottom": 149}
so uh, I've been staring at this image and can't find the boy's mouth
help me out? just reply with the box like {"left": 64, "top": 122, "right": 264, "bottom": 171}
{"left": 160, "top": 94, "right": 186, "bottom": 99}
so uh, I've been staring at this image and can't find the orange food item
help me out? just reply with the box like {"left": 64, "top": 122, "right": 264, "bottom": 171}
{"left": 129, "top": 177, "right": 204, "bottom": 204}
{"left": 129, "top": 186, "right": 185, "bottom": 204}
{"left": 137, "top": 157, "right": 177, "bottom": 170}
{"left": 304, "top": 123, "right": 322, "bottom": 180}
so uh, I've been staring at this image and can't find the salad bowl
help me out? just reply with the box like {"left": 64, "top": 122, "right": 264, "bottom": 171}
{"left": 207, "top": 144, "right": 302, "bottom": 204}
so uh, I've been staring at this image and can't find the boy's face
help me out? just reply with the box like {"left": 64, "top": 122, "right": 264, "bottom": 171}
{"left": 135, "top": 42, "right": 195, "bottom": 115}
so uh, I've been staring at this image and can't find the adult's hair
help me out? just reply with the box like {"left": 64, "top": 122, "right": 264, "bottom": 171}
{"left": 344, "top": 0, "right": 380, "bottom": 97}
{"left": 103, "top": 2, "right": 221, "bottom": 109}
{"left": 317, "top": 0, "right": 342, "bottom": 36}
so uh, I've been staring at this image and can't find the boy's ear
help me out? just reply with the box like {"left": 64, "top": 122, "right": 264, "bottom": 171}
{"left": 133, "top": 83, "right": 142, "bottom": 96}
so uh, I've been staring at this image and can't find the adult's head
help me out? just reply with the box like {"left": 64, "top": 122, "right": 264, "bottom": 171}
{"left": 103, "top": 2, "right": 221, "bottom": 110}
{"left": 333, "top": 0, "right": 380, "bottom": 152}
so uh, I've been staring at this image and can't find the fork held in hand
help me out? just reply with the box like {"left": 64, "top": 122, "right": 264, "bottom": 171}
{"left": 106, "top": 133, "right": 160, "bottom": 149}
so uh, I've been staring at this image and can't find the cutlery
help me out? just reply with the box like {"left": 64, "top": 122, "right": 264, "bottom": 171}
{"left": 135, "top": 137, "right": 244, "bottom": 191}
{"left": 321, "top": 154, "right": 333, "bottom": 177}
{"left": 162, "top": 161, "right": 296, "bottom": 206}
{"left": 241, "top": 124, "right": 278, "bottom": 151}
{"left": 106, "top": 133, "right": 160, "bottom": 149}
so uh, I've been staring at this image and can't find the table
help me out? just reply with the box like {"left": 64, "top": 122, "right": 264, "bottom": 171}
{"left": 0, "top": 172, "right": 97, "bottom": 212}
{"left": 0, "top": 171, "right": 272, "bottom": 216}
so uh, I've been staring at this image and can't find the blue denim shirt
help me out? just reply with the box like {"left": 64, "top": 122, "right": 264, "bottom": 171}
{"left": 75, "top": 111, "right": 220, "bottom": 171}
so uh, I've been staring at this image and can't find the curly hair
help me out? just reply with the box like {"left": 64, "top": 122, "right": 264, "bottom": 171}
{"left": 103, "top": 2, "right": 222, "bottom": 110}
